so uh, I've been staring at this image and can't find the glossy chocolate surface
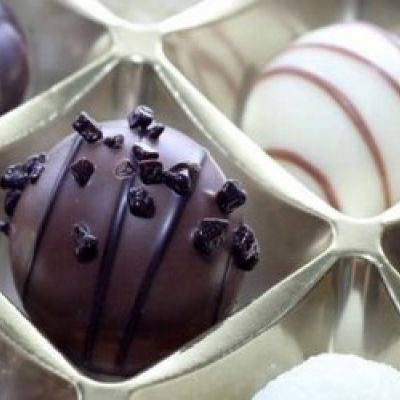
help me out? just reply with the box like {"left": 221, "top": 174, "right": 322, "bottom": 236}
{"left": 0, "top": 2, "right": 29, "bottom": 114}
{"left": 5, "top": 110, "right": 258, "bottom": 376}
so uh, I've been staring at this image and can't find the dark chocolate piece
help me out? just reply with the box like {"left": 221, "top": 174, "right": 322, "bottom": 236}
{"left": 193, "top": 218, "right": 229, "bottom": 256}
{"left": 132, "top": 144, "right": 159, "bottom": 161}
{"left": 147, "top": 123, "right": 165, "bottom": 140}
{"left": 163, "top": 163, "right": 200, "bottom": 196}
{"left": 231, "top": 224, "right": 260, "bottom": 271}
{"left": 29, "top": 163, "right": 45, "bottom": 184}
{"left": 21, "top": 154, "right": 47, "bottom": 184}
{"left": 163, "top": 170, "right": 191, "bottom": 196}
{"left": 73, "top": 112, "right": 103, "bottom": 143}
{"left": 216, "top": 180, "right": 247, "bottom": 214}
{"left": 1, "top": 155, "right": 47, "bottom": 190}
{"left": 1, "top": 164, "right": 29, "bottom": 191}
{"left": 0, "top": 220, "right": 9, "bottom": 236}
{"left": 8, "top": 110, "right": 258, "bottom": 377}
{"left": 5, "top": 189, "right": 21, "bottom": 216}
{"left": 115, "top": 159, "right": 136, "bottom": 179}
{"left": 170, "top": 162, "right": 200, "bottom": 179}
{"left": 139, "top": 160, "right": 163, "bottom": 184}
{"left": 70, "top": 158, "right": 95, "bottom": 187}
{"left": 23, "top": 153, "right": 46, "bottom": 175}
{"left": 127, "top": 186, "right": 155, "bottom": 218}
{"left": 128, "top": 105, "right": 153, "bottom": 130}
{"left": 103, "top": 135, "right": 124, "bottom": 149}
{"left": 72, "top": 223, "right": 98, "bottom": 263}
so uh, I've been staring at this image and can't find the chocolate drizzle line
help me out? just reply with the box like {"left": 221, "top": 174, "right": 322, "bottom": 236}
{"left": 83, "top": 126, "right": 150, "bottom": 366}
{"left": 22, "top": 135, "right": 84, "bottom": 303}
{"left": 115, "top": 149, "right": 207, "bottom": 367}
{"left": 83, "top": 176, "right": 134, "bottom": 364}
{"left": 260, "top": 66, "right": 391, "bottom": 208}
{"left": 83, "top": 125, "right": 152, "bottom": 368}
{"left": 267, "top": 148, "right": 340, "bottom": 210}
{"left": 289, "top": 43, "right": 400, "bottom": 97}
{"left": 211, "top": 253, "right": 234, "bottom": 326}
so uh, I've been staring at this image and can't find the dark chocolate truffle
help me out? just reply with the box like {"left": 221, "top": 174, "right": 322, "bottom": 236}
{"left": 0, "top": 2, "right": 29, "bottom": 114}
{"left": 3, "top": 106, "right": 259, "bottom": 377}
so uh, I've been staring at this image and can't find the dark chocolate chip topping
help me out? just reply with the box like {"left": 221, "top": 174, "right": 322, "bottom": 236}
{"left": 1, "top": 154, "right": 47, "bottom": 192}
{"left": 132, "top": 144, "right": 159, "bottom": 161}
{"left": 128, "top": 105, "right": 154, "bottom": 130}
{"left": 73, "top": 112, "right": 103, "bottom": 143}
{"left": 70, "top": 158, "right": 95, "bottom": 187}
{"left": 72, "top": 223, "right": 98, "bottom": 263}
{"left": 103, "top": 134, "right": 124, "bottom": 149}
{"left": 23, "top": 153, "right": 46, "bottom": 175}
{"left": 164, "top": 163, "right": 200, "bottom": 196}
{"left": 139, "top": 160, "right": 163, "bottom": 184}
{"left": 163, "top": 170, "right": 191, "bottom": 196}
{"left": 147, "top": 123, "right": 165, "bottom": 140}
{"left": 193, "top": 218, "right": 229, "bottom": 256}
{"left": 170, "top": 162, "right": 201, "bottom": 179}
{"left": 29, "top": 163, "right": 45, "bottom": 184}
{"left": 216, "top": 180, "right": 247, "bottom": 214}
{"left": 231, "top": 224, "right": 259, "bottom": 271}
{"left": 127, "top": 186, "right": 155, "bottom": 218}
{"left": 1, "top": 164, "right": 29, "bottom": 191}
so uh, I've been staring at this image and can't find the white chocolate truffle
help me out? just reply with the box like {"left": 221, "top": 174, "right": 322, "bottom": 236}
{"left": 242, "top": 23, "right": 400, "bottom": 217}
{"left": 252, "top": 354, "right": 400, "bottom": 400}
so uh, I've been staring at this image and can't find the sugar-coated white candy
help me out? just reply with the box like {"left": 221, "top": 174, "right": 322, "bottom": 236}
{"left": 242, "top": 23, "right": 400, "bottom": 217}
{"left": 252, "top": 354, "right": 400, "bottom": 400}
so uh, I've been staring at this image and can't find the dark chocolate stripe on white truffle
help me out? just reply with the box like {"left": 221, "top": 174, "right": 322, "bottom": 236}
{"left": 22, "top": 135, "right": 84, "bottom": 303}
{"left": 289, "top": 42, "right": 400, "bottom": 97}
{"left": 267, "top": 148, "right": 340, "bottom": 210}
{"left": 259, "top": 66, "right": 391, "bottom": 208}
{"left": 115, "top": 150, "right": 207, "bottom": 367}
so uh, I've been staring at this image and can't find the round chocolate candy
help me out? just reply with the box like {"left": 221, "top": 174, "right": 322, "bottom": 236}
{"left": 1, "top": 106, "right": 259, "bottom": 376}
{"left": 242, "top": 23, "right": 400, "bottom": 218}
{"left": 0, "top": 2, "right": 29, "bottom": 114}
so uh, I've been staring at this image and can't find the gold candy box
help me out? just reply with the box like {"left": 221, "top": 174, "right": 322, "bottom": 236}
{"left": 1, "top": 0, "right": 400, "bottom": 398}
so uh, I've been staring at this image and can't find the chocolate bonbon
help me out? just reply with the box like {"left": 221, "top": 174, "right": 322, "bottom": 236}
{"left": 242, "top": 23, "right": 400, "bottom": 217}
{"left": 0, "top": 2, "right": 29, "bottom": 114}
{"left": 2, "top": 105, "right": 259, "bottom": 376}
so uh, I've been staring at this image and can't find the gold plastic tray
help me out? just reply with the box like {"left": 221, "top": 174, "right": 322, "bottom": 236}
{"left": 1, "top": 0, "right": 400, "bottom": 399}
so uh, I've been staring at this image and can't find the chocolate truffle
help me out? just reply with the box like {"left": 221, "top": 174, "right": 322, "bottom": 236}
{"left": 0, "top": 2, "right": 29, "bottom": 114}
{"left": 242, "top": 23, "right": 400, "bottom": 218}
{"left": 2, "top": 106, "right": 259, "bottom": 376}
